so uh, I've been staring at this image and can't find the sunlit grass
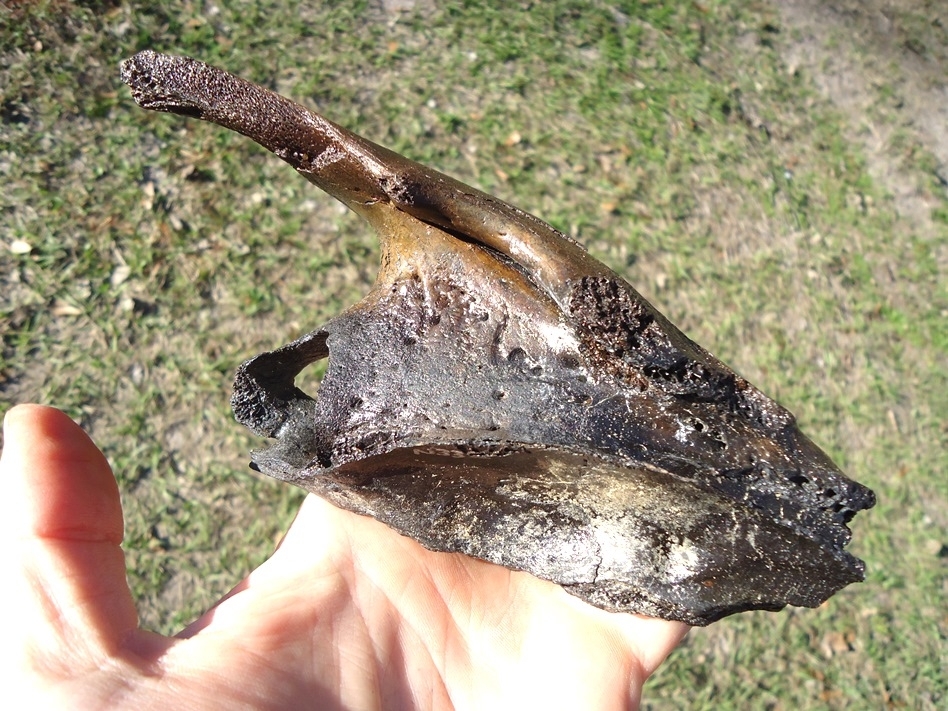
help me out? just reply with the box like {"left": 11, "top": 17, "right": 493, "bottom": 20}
{"left": 1, "top": 1, "right": 944, "bottom": 708}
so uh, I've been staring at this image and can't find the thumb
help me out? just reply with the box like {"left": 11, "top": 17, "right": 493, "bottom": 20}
{"left": 1, "top": 405, "right": 139, "bottom": 668}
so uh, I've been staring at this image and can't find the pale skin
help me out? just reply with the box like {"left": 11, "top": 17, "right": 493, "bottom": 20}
{"left": 2, "top": 404, "right": 687, "bottom": 710}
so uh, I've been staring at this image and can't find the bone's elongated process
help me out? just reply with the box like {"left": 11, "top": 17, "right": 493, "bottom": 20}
{"left": 121, "top": 51, "right": 875, "bottom": 625}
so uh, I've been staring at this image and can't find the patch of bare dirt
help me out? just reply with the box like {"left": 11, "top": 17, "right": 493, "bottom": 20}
{"left": 778, "top": 0, "right": 948, "bottom": 229}
{"left": 776, "top": 2, "right": 947, "bottom": 484}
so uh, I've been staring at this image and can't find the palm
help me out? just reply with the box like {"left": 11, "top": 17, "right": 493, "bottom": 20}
{"left": 3, "top": 405, "right": 686, "bottom": 710}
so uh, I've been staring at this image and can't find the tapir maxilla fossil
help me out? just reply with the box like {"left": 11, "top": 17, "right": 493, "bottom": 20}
{"left": 121, "top": 50, "right": 875, "bottom": 625}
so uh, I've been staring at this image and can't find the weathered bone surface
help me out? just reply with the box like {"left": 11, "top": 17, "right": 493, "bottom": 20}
{"left": 121, "top": 50, "right": 875, "bottom": 625}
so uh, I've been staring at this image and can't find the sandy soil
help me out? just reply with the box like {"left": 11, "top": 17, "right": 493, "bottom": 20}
{"left": 779, "top": 0, "right": 947, "bottom": 234}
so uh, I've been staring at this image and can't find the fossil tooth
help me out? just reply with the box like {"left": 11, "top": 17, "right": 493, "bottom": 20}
{"left": 121, "top": 50, "right": 875, "bottom": 626}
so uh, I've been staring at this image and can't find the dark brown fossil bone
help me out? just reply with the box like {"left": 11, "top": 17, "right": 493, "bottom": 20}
{"left": 121, "top": 50, "right": 875, "bottom": 626}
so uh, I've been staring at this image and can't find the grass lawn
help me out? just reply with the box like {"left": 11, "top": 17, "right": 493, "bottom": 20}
{"left": 2, "top": 0, "right": 945, "bottom": 707}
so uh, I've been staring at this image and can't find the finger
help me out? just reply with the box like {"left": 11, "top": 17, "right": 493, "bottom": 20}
{"left": 607, "top": 614, "right": 688, "bottom": 708}
{"left": 1, "top": 405, "right": 138, "bottom": 660}
{"left": 3, "top": 405, "right": 122, "bottom": 543}
{"left": 625, "top": 616, "right": 689, "bottom": 675}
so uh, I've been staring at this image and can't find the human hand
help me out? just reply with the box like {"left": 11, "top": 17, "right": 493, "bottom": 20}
{"left": 2, "top": 404, "right": 687, "bottom": 710}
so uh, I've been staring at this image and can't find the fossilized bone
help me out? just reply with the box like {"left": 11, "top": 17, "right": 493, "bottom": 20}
{"left": 121, "top": 50, "right": 875, "bottom": 626}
